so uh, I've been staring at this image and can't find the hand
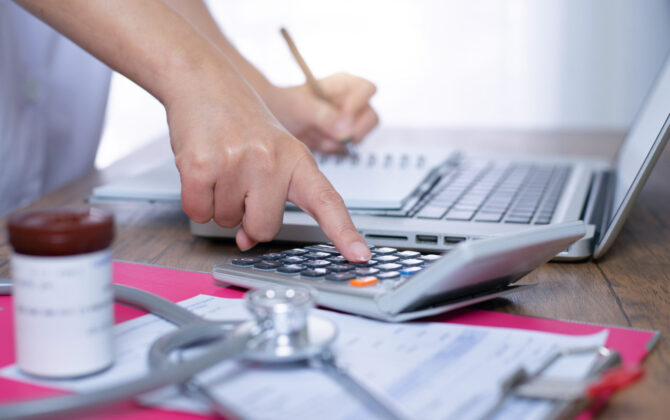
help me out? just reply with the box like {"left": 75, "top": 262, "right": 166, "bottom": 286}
{"left": 165, "top": 66, "right": 371, "bottom": 262}
{"left": 264, "top": 73, "right": 379, "bottom": 153}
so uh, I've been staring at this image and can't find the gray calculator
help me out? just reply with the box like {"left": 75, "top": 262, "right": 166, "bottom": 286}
{"left": 213, "top": 221, "right": 585, "bottom": 322}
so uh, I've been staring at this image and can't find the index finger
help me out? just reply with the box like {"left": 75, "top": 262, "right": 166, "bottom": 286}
{"left": 287, "top": 157, "right": 370, "bottom": 263}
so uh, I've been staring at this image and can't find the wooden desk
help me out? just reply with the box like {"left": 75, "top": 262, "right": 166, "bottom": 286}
{"left": 1, "top": 129, "right": 668, "bottom": 419}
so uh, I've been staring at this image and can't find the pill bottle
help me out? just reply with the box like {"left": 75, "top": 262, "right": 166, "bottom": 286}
{"left": 7, "top": 207, "right": 115, "bottom": 378}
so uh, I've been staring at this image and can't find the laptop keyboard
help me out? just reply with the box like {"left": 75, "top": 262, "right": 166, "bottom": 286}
{"left": 411, "top": 162, "right": 571, "bottom": 224}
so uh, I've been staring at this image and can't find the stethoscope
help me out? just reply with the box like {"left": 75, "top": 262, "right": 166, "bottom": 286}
{"left": 0, "top": 280, "right": 409, "bottom": 420}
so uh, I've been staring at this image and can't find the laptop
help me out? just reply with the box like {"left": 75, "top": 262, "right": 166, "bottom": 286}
{"left": 93, "top": 55, "right": 670, "bottom": 261}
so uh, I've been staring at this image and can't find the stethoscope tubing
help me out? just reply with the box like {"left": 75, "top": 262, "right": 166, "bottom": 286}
{"left": 0, "top": 281, "right": 245, "bottom": 420}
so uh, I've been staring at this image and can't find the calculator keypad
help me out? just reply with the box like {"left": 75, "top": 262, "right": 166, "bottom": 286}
{"left": 231, "top": 244, "right": 442, "bottom": 289}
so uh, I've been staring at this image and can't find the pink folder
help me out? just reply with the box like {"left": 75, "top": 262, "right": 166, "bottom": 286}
{"left": 0, "top": 262, "right": 658, "bottom": 419}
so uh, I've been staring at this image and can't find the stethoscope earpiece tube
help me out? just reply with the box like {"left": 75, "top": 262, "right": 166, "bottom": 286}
{"left": 0, "top": 326, "right": 250, "bottom": 420}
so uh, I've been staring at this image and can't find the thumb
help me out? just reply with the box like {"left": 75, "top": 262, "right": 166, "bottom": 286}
{"left": 311, "top": 99, "right": 354, "bottom": 140}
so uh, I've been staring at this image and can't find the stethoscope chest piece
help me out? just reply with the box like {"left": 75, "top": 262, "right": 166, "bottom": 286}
{"left": 238, "top": 286, "right": 338, "bottom": 363}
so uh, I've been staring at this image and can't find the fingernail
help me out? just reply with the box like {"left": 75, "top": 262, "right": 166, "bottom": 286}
{"left": 349, "top": 241, "right": 371, "bottom": 262}
{"left": 334, "top": 115, "right": 354, "bottom": 139}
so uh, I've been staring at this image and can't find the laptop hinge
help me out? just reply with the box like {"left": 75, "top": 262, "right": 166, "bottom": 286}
{"left": 581, "top": 170, "right": 614, "bottom": 244}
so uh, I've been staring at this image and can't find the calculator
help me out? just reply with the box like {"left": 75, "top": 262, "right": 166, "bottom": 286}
{"left": 213, "top": 221, "right": 586, "bottom": 322}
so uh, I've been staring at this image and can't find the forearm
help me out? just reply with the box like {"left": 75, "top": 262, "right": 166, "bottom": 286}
{"left": 162, "top": 0, "right": 275, "bottom": 99}
{"left": 15, "top": 0, "right": 242, "bottom": 106}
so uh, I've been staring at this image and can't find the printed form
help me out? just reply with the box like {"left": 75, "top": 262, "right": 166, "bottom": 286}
{"left": 1, "top": 295, "right": 607, "bottom": 420}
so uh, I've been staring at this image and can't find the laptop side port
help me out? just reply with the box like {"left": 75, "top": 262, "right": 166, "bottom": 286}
{"left": 416, "top": 234, "right": 438, "bottom": 244}
{"left": 444, "top": 236, "right": 466, "bottom": 245}
{"left": 365, "top": 234, "right": 409, "bottom": 241}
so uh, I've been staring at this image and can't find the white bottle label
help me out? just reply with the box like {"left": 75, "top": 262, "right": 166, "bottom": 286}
{"left": 11, "top": 249, "right": 114, "bottom": 378}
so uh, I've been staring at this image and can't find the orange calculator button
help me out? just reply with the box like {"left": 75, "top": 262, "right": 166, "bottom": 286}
{"left": 350, "top": 276, "right": 378, "bottom": 287}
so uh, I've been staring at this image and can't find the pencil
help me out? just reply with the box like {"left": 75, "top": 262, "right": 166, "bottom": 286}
{"left": 280, "top": 27, "right": 356, "bottom": 155}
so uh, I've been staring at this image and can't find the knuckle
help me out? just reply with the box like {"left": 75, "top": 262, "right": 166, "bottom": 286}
{"left": 214, "top": 211, "right": 242, "bottom": 228}
{"left": 317, "top": 188, "right": 345, "bottom": 209}
{"left": 244, "top": 223, "right": 279, "bottom": 243}
{"left": 244, "top": 140, "right": 279, "bottom": 176}
{"left": 334, "top": 223, "right": 360, "bottom": 239}
{"left": 183, "top": 206, "right": 210, "bottom": 224}
{"left": 366, "top": 81, "right": 377, "bottom": 96}
{"left": 333, "top": 71, "right": 349, "bottom": 81}
{"left": 175, "top": 151, "right": 213, "bottom": 177}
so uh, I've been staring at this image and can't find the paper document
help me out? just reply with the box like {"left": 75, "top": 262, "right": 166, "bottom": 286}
{"left": 1, "top": 295, "right": 607, "bottom": 420}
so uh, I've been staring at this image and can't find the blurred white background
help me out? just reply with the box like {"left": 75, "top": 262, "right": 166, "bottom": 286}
{"left": 96, "top": 0, "right": 670, "bottom": 168}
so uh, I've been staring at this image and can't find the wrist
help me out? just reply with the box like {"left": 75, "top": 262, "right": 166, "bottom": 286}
{"left": 155, "top": 35, "right": 228, "bottom": 105}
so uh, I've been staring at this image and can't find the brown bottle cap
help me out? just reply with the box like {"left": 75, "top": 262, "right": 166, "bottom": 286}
{"left": 7, "top": 207, "right": 114, "bottom": 256}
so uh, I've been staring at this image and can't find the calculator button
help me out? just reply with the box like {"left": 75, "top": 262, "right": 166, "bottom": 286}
{"left": 377, "top": 271, "right": 401, "bottom": 280}
{"left": 231, "top": 257, "right": 261, "bottom": 266}
{"left": 260, "top": 252, "right": 283, "bottom": 260}
{"left": 399, "top": 266, "right": 423, "bottom": 276}
{"left": 282, "top": 256, "right": 307, "bottom": 264}
{"left": 354, "top": 267, "right": 380, "bottom": 276}
{"left": 253, "top": 260, "right": 282, "bottom": 270}
{"left": 301, "top": 268, "right": 328, "bottom": 278}
{"left": 375, "top": 255, "right": 400, "bottom": 263}
{"left": 326, "top": 272, "right": 356, "bottom": 282}
{"left": 396, "top": 250, "right": 421, "bottom": 259}
{"left": 371, "top": 247, "right": 397, "bottom": 255}
{"left": 303, "top": 251, "right": 331, "bottom": 260}
{"left": 282, "top": 248, "right": 308, "bottom": 256}
{"left": 420, "top": 254, "right": 441, "bottom": 263}
{"left": 305, "top": 244, "right": 339, "bottom": 253}
{"left": 277, "top": 264, "right": 307, "bottom": 274}
{"left": 327, "top": 255, "right": 347, "bottom": 264}
{"left": 377, "top": 263, "right": 403, "bottom": 271}
{"left": 350, "top": 276, "right": 378, "bottom": 287}
{"left": 329, "top": 264, "right": 355, "bottom": 272}
{"left": 354, "top": 260, "right": 378, "bottom": 267}
{"left": 304, "top": 259, "right": 331, "bottom": 269}
{"left": 400, "top": 258, "right": 423, "bottom": 267}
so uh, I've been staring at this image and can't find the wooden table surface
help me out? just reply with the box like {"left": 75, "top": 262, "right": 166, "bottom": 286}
{"left": 1, "top": 129, "right": 668, "bottom": 419}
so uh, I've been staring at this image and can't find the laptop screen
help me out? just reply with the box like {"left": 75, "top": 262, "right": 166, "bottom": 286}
{"left": 611, "top": 55, "right": 670, "bottom": 224}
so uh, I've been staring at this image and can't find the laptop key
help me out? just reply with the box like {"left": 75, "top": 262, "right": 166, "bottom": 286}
{"left": 416, "top": 205, "right": 447, "bottom": 219}
{"left": 505, "top": 216, "right": 532, "bottom": 224}
{"left": 475, "top": 212, "right": 503, "bottom": 222}
{"left": 445, "top": 210, "right": 475, "bottom": 221}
